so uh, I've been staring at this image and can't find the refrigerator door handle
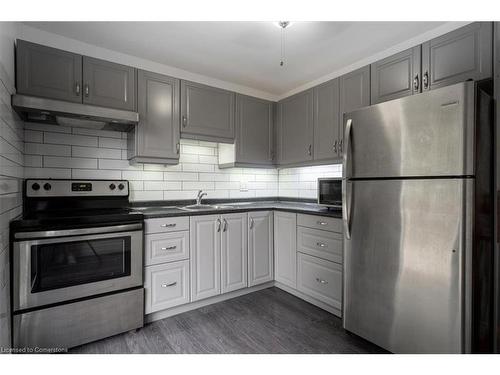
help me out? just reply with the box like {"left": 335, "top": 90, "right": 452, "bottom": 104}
{"left": 343, "top": 118, "right": 353, "bottom": 239}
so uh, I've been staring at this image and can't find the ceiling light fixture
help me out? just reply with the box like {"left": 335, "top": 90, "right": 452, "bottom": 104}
{"left": 277, "top": 21, "right": 291, "bottom": 67}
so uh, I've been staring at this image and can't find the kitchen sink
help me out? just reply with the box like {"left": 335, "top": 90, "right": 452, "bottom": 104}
{"left": 178, "top": 204, "right": 232, "bottom": 211}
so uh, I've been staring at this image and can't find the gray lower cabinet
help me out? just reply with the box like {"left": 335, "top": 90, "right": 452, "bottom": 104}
{"left": 221, "top": 213, "right": 248, "bottom": 293}
{"left": 82, "top": 56, "right": 136, "bottom": 111}
{"left": 190, "top": 215, "right": 221, "bottom": 302}
{"left": 422, "top": 22, "right": 493, "bottom": 91}
{"left": 181, "top": 80, "right": 235, "bottom": 143}
{"left": 128, "top": 70, "right": 180, "bottom": 164}
{"left": 313, "top": 78, "right": 341, "bottom": 161}
{"left": 274, "top": 211, "right": 297, "bottom": 288}
{"left": 277, "top": 89, "right": 314, "bottom": 165}
{"left": 16, "top": 39, "right": 82, "bottom": 103}
{"left": 371, "top": 46, "right": 422, "bottom": 104}
{"left": 248, "top": 211, "right": 274, "bottom": 287}
{"left": 339, "top": 66, "right": 370, "bottom": 149}
{"left": 219, "top": 94, "right": 274, "bottom": 168}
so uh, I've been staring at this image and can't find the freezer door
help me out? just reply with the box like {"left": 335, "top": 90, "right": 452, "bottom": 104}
{"left": 343, "top": 81, "right": 475, "bottom": 178}
{"left": 343, "top": 178, "right": 472, "bottom": 353}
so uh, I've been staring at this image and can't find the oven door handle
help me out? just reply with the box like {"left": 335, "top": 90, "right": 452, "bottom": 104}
{"left": 14, "top": 223, "right": 143, "bottom": 240}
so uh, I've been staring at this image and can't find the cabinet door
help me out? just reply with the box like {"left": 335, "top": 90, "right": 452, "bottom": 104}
{"left": 190, "top": 215, "right": 221, "bottom": 301}
{"left": 277, "top": 89, "right": 314, "bottom": 165}
{"left": 313, "top": 78, "right": 341, "bottom": 161}
{"left": 248, "top": 211, "right": 274, "bottom": 287}
{"left": 82, "top": 56, "right": 136, "bottom": 110}
{"left": 16, "top": 40, "right": 82, "bottom": 103}
{"left": 371, "top": 46, "right": 422, "bottom": 104}
{"left": 235, "top": 94, "right": 274, "bottom": 165}
{"left": 181, "top": 80, "right": 235, "bottom": 142}
{"left": 129, "top": 70, "right": 180, "bottom": 163}
{"left": 339, "top": 66, "right": 370, "bottom": 150}
{"left": 274, "top": 211, "right": 297, "bottom": 288}
{"left": 422, "top": 22, "right": 493, "bottom": 91}
{"left": 221, "top": 213, "right": 248, "bottom": 293}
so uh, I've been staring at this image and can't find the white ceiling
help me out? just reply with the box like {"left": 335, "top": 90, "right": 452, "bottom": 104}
{"left": 24, "top": 21, "right": 452, "bottom": 97}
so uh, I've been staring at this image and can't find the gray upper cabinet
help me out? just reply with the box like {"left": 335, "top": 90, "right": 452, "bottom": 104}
{"left": 16, "top": 40, "right": 82, "bottom": 103}
{"left": 235, "top": 94, "right": 274, "bottom": 165}
{"left": 82, "top": 56, "right": 136, "bottom": 111}
{"left": 313, "top": 78, "right": 341, "bottom": 161}
{"left": 422, "top": 22, "right": 493, "bottom": 91}
{"left": 128, "top": 70, "right": 180, "bottom": 164}
{"left": 180, "top": 80, "right": 235, "bottom": 143}
{"left": 339, "top": 66, "right": 370, "bottom": 148}
{"left": 277, "top": 89, "right": 314, "bottom": 165}
{"left": 371, "top": 46, "right": 422, "bottom": 104}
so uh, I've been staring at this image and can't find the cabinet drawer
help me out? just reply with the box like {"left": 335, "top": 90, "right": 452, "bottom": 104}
{"left": 297, "top": 214, "right": 342, "bottom": 233}
{"left": 144, "top": 216, "right": 189, "bottom": 234}
{"left": 144, "top": 260, "right": 190, "bottom": 314}
{"left": 297, "top": 253, "right": 342, "bottom": 310}
{"left": 297, "top": 226, "right": 342, "bottom": 263}
{"left": 145, "top": 231, "right": 189, "bottom": 266}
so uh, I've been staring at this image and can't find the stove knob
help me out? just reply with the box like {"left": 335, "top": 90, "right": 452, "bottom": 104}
{"left": 43, "top": 183, "right": 52, "bottom": 191}
{"left": 32, "top": 183, "right": 40, "bottom": 191}
{"left": 109, "top": 183, "right": 116, "bottom": 190}
{"left": 118, "top": 183, "right": 125, "bottom": 190}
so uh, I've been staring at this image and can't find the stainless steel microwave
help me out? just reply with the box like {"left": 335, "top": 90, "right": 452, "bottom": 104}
{"left": 317, "top": 178, "right": 342, "bottom": 208}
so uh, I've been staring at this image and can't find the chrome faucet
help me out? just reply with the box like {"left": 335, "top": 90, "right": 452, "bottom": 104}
{"left": 196, "top": 190, "right": 207, "bottom": 206}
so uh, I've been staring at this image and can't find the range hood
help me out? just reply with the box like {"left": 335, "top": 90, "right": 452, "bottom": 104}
{"left": 11, "top": 94, "right": 139, "bottom": 131}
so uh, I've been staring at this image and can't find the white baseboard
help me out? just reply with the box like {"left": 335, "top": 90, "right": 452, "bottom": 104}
{"left": 145, "top": 282, "right": 274, "bottom": 323}
{"left": 273, "top": 281, "right": 342, "bottom": 318}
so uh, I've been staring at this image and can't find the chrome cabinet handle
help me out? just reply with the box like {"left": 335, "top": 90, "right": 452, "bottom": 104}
{"left": 316, "top": 278, "right": 328, "bottom": 285}
{"left": 338, "top": 139, "right": 343, "bottom": 154}
{"left": 161, "top": 246, "right": 177, "bottom": 251}
{"left": 316, "top": 242, "right": 327, "bottom": 248}
{"left": 182, "top": 116, "right": 187, "bottom": 127}
{"left": 223, "top": 218, "right": 228, "bottom": 232}
{"left": 176, "top": 142, "right": 180, "bottom": 154}
{"left": 308, "top": 144, "right": 312, "bottom": 156}
{"left": 161, "top": 282, "right": 177, "bottom": 288}
{"left": 413, "top": 74, "right": 419, "bottom": 91}
{"left": 333, "top": 140, "right": 338, "bottom": 153}
{"left": 216, "top": 218, "right": 221, "bottom": 232}
{"left": 84, "top": 83, "right": 89, "bottom": 97}
{"left": 249, "top": 217, "right": 254, "bottom": 229}
{"left": 161, "top": 223, "right": 176, "bottom": 228}
{"left": 317, "top": 221, "right": 328, "bottom": 226}
{"left": 75, "top": 82, "right": 80, "bottom": 95}
{"left": 423, "top": 71, "right": 429, "bottom": 89}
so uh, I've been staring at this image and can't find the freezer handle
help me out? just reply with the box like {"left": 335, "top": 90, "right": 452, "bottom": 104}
{"left": 343, "top": 118, "right": 353, "bottom": 239}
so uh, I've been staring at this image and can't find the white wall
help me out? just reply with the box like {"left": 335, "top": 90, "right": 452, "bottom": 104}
{"left": 0, "top": 21, "right": 22, "bottom": 350}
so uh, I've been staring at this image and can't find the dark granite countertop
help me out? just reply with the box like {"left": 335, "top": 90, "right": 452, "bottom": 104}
{"left": 130, "top": 197, "right": 342, "bottom": 219}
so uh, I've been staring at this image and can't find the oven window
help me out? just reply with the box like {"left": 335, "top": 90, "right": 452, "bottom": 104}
{"left": 30, "top": 236, "right": 131, "bottom": 293}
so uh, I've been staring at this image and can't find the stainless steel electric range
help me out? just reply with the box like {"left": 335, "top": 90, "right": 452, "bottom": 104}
{"left": 10, "top": 179, "right": 144, "bottom": 350}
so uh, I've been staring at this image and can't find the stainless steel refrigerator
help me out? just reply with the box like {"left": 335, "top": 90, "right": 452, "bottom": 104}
{"left": 342, "top": 81, "right": 494, "bottom": 354}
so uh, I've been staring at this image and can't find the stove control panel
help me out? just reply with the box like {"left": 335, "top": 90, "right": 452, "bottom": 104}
{"left": 26, "top": 180, "right": 129, "bottom": 197}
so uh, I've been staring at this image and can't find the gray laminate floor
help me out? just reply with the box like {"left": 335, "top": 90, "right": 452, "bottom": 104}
{"left": 70, "top": 287, "right": 385, "bottom": 354}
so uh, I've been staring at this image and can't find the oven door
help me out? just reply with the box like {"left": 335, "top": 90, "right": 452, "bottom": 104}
{"left": 13, "top": 224, "right": 143, "bottom": 311}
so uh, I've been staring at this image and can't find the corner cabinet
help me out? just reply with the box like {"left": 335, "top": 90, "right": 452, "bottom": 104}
{"left": 274, "top": 211, "right": 297, "bottom": 289}
{"left": 370, "top": 46, "right": 422, "bottom": 104}
{"left": 248, "top": 211, "right": 274, "bottom": 286}
{"left": 218, "top": 94, "right": 274, "bottom": 168}
{"left": 128, "top": 70, "right": 180, "bottom": 164}
{"left": 180, "top": 80, "right": 235, "bottom": 143}
{"left": 16, "top": 40, "right": 137, "bottom": 111}
{"left": 277, "top": 89, "right": 314, "bottom": 166}
{"left": 422, "top": 22, "right": 492, "bottom": 91}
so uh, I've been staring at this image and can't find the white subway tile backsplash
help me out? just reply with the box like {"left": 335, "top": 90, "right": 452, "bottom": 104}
{"left": 44, "top": 156, "right": 97, "bottom": 169}
{"left": 22, "top": 123, "right": 342, "bottom": 201}
{"left": 45, "top": 132, "right": 98, "bottom": 147}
